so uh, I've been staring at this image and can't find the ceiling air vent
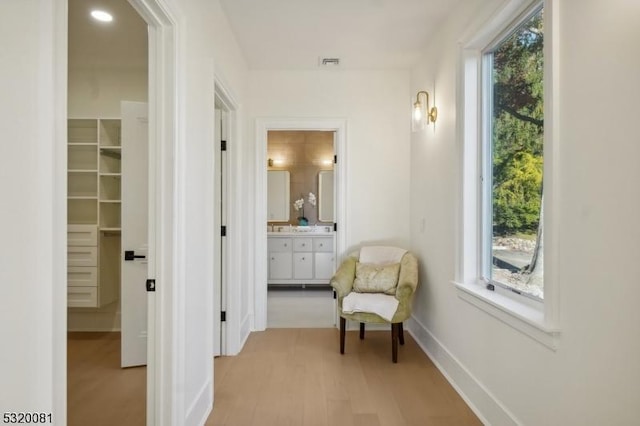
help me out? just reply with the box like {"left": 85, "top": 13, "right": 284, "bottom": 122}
{"left": 319, "top": 57, "right": 340, "bottom": 67}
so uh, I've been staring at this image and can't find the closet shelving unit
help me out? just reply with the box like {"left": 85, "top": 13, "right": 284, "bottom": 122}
{"left": 67, "top": 118, "right": 121, "bottom": 308}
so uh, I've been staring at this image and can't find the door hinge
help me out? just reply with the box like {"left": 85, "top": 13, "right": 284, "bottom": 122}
{"left": 221, "top": 311, "right": 226, "bottom": 322}
{"left": 221, "top": 225, "right": 227, "bottom": 237}
{"left": 333, "top": 223, "right": 337, "bottom": 232}
{"left": 333, "top": 290, "right": 336, "bottom": 300}
{"left": 334, "top": 154, "right": 337, "bottom": 164}
{"left": 221, "top": 140, "right": 227, "bottom": 151}
{"left": 146, "top": 279, "right": 156, "bottom": 292}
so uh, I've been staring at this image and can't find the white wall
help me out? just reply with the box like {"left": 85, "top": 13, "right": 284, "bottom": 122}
{"left": 247, "top": 70, "right": 412, "bottom": 252}
{"left": 408, "top": 0, "right": 640, "bottom": 424}
{"left": 163, "top": 0, "right": 248, "bottom": 422}
{"left": 68, "top": 67, "right": 148, "bottom": 118}
{"left": 0, "top": 0, "right": 67, "bottom": 421}
{"left": 245, "top": 69, "right": 412, "bottom": 332}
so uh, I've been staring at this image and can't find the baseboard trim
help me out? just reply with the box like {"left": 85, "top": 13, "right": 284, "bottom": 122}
{"left": 67, "top": 309, "right": 121, "bottom": 332}
{"left": 407, "top": 316, "right": 520, "bottom": 426}
{"left": 185, "top": 379, "right": 213, "bottom": 426}
{"left": 238, "top": 313, "right": 252, "bottom": 353}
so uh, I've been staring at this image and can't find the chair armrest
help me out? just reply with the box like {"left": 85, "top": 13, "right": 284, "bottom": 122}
{"left": 330, "top": 256, "right": 357, "bottom": 298}
{"left": 395, "top": 253, "right": 419, "bottom": 302}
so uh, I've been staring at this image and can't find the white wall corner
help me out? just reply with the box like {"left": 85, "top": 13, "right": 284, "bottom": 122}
{"left": 406, "top": 316, "right": 521, "bottom": 426}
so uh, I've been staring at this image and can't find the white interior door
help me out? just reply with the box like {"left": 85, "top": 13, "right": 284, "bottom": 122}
{"left": 121, "top": 101, "right": 149, "bottom": 368}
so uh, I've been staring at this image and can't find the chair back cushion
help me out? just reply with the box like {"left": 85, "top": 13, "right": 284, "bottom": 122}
{"left": 353, "top": 262, "right": 401, "bottom": 295}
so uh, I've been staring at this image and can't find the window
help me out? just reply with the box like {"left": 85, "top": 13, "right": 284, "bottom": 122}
{"left": 482, "top": 5, "right": 544, "bottom": 300}
{"left": 456, "top": 0, "right": 558, "bottom": 347}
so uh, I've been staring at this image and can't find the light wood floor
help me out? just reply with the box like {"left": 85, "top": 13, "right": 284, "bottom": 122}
{"left": 68, "top": 329, "right": 481, "bottom": 426}
{"left": 67, "top": 332, "right": 146, "bottom": 426}
{"left": 207, "top": 328, "right": 481, "bottom": 426}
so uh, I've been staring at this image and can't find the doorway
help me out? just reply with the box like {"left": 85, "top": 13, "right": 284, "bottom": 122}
{"left": 266, "top": 130, "right": 336, "bottom": 328}
{"left": 66, "top": 0, "right": 149, "bottom": 423}
{"left": 255, "top": 119, "right": 347, "bottom": 331}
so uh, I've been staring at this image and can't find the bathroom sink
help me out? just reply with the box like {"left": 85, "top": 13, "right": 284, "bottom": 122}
{"left": 269, "top": 225, "right": 333, "bottom": 233}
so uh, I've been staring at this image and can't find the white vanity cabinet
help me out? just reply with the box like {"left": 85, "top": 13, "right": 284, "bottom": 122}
{"left": 268, "top": 233, "right": 335, "bottom": 285}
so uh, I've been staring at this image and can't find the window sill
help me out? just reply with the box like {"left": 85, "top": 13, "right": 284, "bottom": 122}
{"left": 453, "top": 280, "right": 560, "bottom": 350}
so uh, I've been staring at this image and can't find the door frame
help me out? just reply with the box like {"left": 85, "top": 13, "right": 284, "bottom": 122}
{"left": 127, "top": 0, "right": 176, "bottom": 423}
{"left": 213, "top": 77, "right": 239, "bottom": 355}
{"left": 254, "top": 118, "right": 347, "bottom": 331}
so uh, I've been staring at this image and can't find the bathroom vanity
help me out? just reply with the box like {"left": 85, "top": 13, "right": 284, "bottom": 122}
{"left": 267, "top": 227, "right": 335, "bottom": 286}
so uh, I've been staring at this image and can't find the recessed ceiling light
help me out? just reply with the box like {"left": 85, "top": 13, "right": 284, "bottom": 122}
{"left": 90, "top": 10, "right": 113, "bottom": 22}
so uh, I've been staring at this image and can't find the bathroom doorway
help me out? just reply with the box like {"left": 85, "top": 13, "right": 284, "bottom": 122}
{"left": 266, "top": 131, "right": 335, "bottom": 327}
{"left": 254, "top": 118, "right": 347, "bottom": 331}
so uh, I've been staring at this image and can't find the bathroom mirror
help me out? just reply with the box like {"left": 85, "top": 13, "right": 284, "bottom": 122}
{"left": 267, "top": 170, "right": 290, "bottom": 221}
{"left": 318, "top": 170, "right": 334, "bottom": 222}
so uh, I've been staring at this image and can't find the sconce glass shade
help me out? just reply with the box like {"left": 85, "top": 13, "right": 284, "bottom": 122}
{"left": 412, "top": 99, "right": 427, "bottom": 132}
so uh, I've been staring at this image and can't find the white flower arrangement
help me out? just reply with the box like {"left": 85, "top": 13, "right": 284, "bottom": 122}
{"left": 293, "top": 192, "right": 316, "bottom": 222}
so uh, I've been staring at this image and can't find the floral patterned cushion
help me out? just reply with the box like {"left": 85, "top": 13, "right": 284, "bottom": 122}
{"left": 353, "top": 262, "right": 400, "bottom": 295}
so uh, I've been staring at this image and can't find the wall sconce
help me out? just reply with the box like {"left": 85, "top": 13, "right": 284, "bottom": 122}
{"left": 268, "top": 158, "right": 285, "bottom": 167}
{"left": 412, "top": 90, "right": 437, "bottom": 131}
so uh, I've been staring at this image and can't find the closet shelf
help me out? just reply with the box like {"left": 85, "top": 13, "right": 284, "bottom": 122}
{"left": 100, "top": 147, "right": 122, "bottom": 160}
{"left": 67, "top": 117, "right": 121, "bottom": 308}
{"left": 69, "top": 169, "right": 98, "bottom": 173}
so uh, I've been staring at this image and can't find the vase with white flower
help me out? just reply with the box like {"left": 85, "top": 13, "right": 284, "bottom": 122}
{"left": 294, "top": 192, "right": 316, "bottom": 226}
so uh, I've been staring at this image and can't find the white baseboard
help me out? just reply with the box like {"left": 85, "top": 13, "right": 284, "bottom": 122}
{"left": 186, "top": 379, "right": 213, "bottom": 426}
{"left": 67, "top": 309, "right": 121, "bottom": 332}
{"left": 237, "top": 313, "right": 252, "bottom": 354}
{"left": 406, "top": 316, "right": 520, "bottom": 426}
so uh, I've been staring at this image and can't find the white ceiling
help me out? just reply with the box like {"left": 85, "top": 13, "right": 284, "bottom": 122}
{"left": 219, "top": 0, "right": 462, "bottom": 70}
{"left": 68, "top": 0, "right": 462, "bottom": 71}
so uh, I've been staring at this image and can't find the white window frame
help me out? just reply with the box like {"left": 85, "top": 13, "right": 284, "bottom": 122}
{"left": 454, "top": 0, "right": 560, "bottom": 349}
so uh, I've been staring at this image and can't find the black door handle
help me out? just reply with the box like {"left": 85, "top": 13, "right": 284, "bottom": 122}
{"left": 124, "top": 250, "right": 146, "bottom": 261}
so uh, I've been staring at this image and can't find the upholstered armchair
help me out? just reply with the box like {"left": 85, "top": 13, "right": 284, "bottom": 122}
{"left": 330, "top": 246, "right": 419, "bottom": 363}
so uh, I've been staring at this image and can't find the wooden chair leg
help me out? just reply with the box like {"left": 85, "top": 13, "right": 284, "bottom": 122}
{"left": 399, "top": 322, "right": 405, "bottom": 345}
{"left": 340, "top": 317, "right": 346, "bottom": 354}
{"left": 391, "top": 323, "right": 399, "bottom": 363}
{"left": 359, "top": 322, "right": 365, "bottom": 340}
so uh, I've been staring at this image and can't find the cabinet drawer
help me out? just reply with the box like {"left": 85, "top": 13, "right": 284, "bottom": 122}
{"left": 293, "top": 238, "right": 312, "bottom": 252}
{"left": 313, "top": 237, "right": 333, "bottom": 252}
{"left": 68, "top": 286, "right": 98, "bottom": 308}
{"left": 68, "top": 246, "right": 98, "bottom": 267}
{"left": 68, "top": 224, "right": 98, "bottom": 246}
{"left": 268, "top": 237, "right": 292, "bottom": 252}
{"left": 67, "top": 266, "right": 98, "bottom": 287}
